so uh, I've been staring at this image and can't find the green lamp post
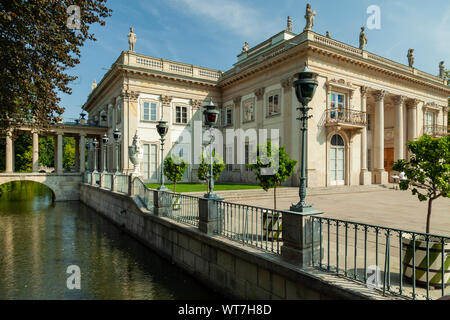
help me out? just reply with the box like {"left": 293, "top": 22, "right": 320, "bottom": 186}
{"left": 156, "top": 119, "right": 169, "bottom": 191}
{"left": 290, "top": 64, "right": 322, "bottom": 214}
{"left": 203, "top": 99, "right": 220, "bottom": 199}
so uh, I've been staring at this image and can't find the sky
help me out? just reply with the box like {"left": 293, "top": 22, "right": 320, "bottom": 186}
{"left": 59, "top": 0, "right": 450, "bottom": 119}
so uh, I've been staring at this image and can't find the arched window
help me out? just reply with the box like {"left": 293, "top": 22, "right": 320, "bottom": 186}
{"left": 331, "top": 134, "right": 344, "bottom": 147}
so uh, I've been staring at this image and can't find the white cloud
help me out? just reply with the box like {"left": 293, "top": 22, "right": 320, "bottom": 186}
{"left": 167, "top": 0, "right": 279, "bottom": 40}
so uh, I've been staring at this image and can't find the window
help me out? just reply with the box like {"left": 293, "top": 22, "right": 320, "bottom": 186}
{"left": 245, "top": 144, "right": 250, "bottom": 171}
{"left": 243, "top": 99, "right": 255, "bottom": 122}
{"left": 367, "top": 149, "right": 372, "bottom": 171}
{"left": 116, "top": 105, "right": 122, "bottom": 124}
{"left": 224, "top": 107, "right": 233, "bottom": 126}
{"left": 176, "top": 106, "right": 188, "bottom": 124}
{"left": 330, "top": 92, "right": 345, "bottom": 120}
{"left": 267, "top": 94, "right": 280, "bottom": 117}
{"left": 367, "top": 114, "right": 372, "bottom": 131}
{"left": 424, "top": 111, "right": 435, "bottom": 134}
{"left": 143, "top": 102, "right": 157, "bottom": 121}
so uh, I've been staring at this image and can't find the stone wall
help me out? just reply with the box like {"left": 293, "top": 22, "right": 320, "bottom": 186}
{"left": 80, "top": 183, "right": 393, "bottom": 300}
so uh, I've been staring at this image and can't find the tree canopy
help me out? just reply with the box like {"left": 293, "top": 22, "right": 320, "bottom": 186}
{"left": 393, "top": 135, "right": 450, "bottom": 234}
{"left": 0, "top": 0, "right": 112, "bottom": 132}
{"left": 164, "top": 156, "right": 187, "bottom": 193}
{"left": 248, "top": 141, "right": 297, "bottom": 210}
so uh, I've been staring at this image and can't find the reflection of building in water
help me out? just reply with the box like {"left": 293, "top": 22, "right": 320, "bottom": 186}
{"left": 82, "top": 8, "right": 449, "bottom": 187}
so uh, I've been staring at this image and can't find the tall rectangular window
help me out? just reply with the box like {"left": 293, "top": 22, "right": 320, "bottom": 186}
{"left": 176, "top": 106, "right": 188, "bottom": 124}
{"left": 143, "top": 102, "right": 157, "bottom": 121}
{"left": 225, "top": 146, "right": 233, "bottom": 171}
{"left": 367, "top": 114, "right": 372, "bottom": 131}
{"left": 225, "top": 108, "right": 233, "bottom": 126}
{"left": 267, "top": 94, "right": 280, "bottom": 117}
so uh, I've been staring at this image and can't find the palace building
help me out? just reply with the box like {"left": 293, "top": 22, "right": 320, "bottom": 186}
{"left": 82, "top": 7, "right": 449, "bottom": 187}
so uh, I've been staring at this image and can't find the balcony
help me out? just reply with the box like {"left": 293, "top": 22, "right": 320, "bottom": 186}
{"left": 324, "top": 108, "right": 367, "bottom": 130}
{"left": 423, "top": 125, "right": 449, "bottom": 137}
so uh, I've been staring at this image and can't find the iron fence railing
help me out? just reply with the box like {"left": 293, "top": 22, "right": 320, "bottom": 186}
{"left": 134, "top": 178, "right": 154, "bottom": 210}
{"left": 103, "top": 173, "right": 113, "bottom": 190}
{"left": 161, "top": 191, "right": 200, "bottom": 227}
{"left": 116, "top": 174, "right": 129, "bottom": 194}
{"left": 325, "top": 108, "right": 367, "bottom": 126}
{"left": 310, "top": 216, "right": 450, "bottom": 300}
{"left": 214, "top": 201, "right": 283, "bottom": 254}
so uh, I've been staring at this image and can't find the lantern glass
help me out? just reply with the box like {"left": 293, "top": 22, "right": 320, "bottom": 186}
{"left": 102, "top": 134, "right": 109, "bottom": 144}
{"left": 113, "top": 129, "right": 121, "bottom": 142}
{"left": 156, "top": 120, "right": 169, "bottom": 138}
{"left": 206, "top": 112, "right": 218, "bottom": 125}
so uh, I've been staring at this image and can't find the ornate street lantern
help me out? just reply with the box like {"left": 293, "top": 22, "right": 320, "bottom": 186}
{"left": 202, "top": 99, "right": 220, "bottom": 199}
{"left": 156, "top": 119, "right": 169, "bottom": 191}
{"left": 203, "top": 99, "right": 220, "bottom": 127}
{"left": 290, "top": 64, "right": 321, "bottom": 214}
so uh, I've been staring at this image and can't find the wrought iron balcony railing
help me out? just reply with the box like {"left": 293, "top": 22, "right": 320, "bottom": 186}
{"left": 423, "top": 125, "right": 449, "bottom": 137}
{"left": 325, "top": 108, "right": 367, "bottom": 127}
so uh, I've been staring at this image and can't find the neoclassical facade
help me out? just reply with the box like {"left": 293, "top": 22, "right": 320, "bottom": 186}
{"left": 83, "top": 20, "right": 449, "bottom": 187}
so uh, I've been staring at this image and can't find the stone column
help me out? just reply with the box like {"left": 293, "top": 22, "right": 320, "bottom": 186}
{"left": 233, "top": 96, "right": 242, "bottom": 174}
{"left": 360, "top": 86, "right": 371, "bottom": 185}
{"left": 99, "top": 136, "right": 104, "bottom": 172}
{"left": 254, "top": 87, "right": 265, "bottom": 130}
{"left": 31, "top": 131, "right": 39, "bottom": 172}
{"left": 406, "top": 99, "right": 419, "bottom": 160}
{"left": 121, "top": 91, "right": 140, "bottom": 174}
{"left": 373, "top": 90, "right": 388, "bottom": 184}
{"left": 79, "top": 134, "right": 86, "bottom": 173}
{"left": 282, "top": 77, "right": 294, "bottom": 155}
{"left": 56, "top": 133, "right": 63, "bottom": 174}
{"left": 393, "top": 96, "right": 406, "bottom": 161}
{"left": 5, "top": 129, "right": 13, "bottom": 173}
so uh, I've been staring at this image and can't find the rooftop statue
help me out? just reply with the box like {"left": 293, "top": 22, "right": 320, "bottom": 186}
{"left": 407, "top": 49, "right": 414, "bottom": 68}
{"left": 242, "top": 42, "right": 249, "bottom": 53}
{"left": 326, "top": 31, "right": 331, "bottom": 38}
{"left": 91, "top": 80, "right": 97, "bottom": 92}
{"left": 286, "top": 16, "right": 293, "bottom": 32}
{"left": 128, "top": 27, "right": 136, "bottom": 52}
{"left": 359, "top": 27, "right": 367, "bottom": 50}
{"left": 439, "top": 61, "right": 445, "bottom": 78}
{"left": 303, "top": 3, "right": 316, "bottom": 31}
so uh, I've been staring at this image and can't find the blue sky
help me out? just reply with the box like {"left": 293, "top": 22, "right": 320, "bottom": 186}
{"left": 60, "top": 0, "right": 450, "bottom": 119}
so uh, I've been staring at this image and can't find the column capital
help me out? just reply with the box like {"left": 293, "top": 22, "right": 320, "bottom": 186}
{"left": 161, "top": 95, "right": 173, "bottom": 107}
{"left": 121, "top": 90, "right": 139, "bottom": 102}
{"left": 281, "top": 76, "right": 295, "bottom": 89}
{"left": 393, "top": 95, "right": 407, "bottom": 106}
{"left": 406, "top": 98, "right": 420, "bottom": 109}
{"left": 443, "top": 106, "right": 448, "bottom": 113}
{"left": 233, "top": 96, "right": 242, "bottom": 106}
{"left": 254, "top": 87, "right": 265, "bottom": 100}
{"left": 360, "top": 86, "right": 370, "bottom": 98}
{"left": 373, "top": 90, "right": 388, "bottom": 102}
{"left": 190, "top": 99, "right": 202, "bottom": 109}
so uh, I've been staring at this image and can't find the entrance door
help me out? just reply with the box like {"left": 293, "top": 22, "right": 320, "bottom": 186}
{"left": 384, "top": 148, "right": 394, "bottom": 183}
{"left": 330, "top": 134, "right": 345, "bottom": 186}
{"left": 143, "top": 144, "right": 158, "bottom": 183}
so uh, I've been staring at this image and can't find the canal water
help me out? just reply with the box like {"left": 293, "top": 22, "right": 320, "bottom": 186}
{"left": 0, "top": 181, "right": 220, "bottom": 300}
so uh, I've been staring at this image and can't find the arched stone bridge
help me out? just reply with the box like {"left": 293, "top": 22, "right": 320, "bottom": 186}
{"left": 0, "top": 173, "right": 82, "bottom": 201}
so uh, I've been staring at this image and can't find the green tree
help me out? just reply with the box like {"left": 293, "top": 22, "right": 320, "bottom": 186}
{"left": 38, "top": 136, "right": 55, "bottom": 168}
{"left": 392, "top": 135, "right": 450, "bottom": 234}
{"left": 197, "top": 151, "right": 225, "bottom": 193}
{"left": 0, "top": 1, "right": 112, "bottom": 132}
{"left": 14, "top": 133, "right": 32, "bottom": 172}
{"left": 63, "top": 137, "right": 75, "bottom": 170}
{"left": 248, "top": 141, "right": 297, "bottom": 210}
{"left": 164, "top": 156, "right": 187, "bottom": 193}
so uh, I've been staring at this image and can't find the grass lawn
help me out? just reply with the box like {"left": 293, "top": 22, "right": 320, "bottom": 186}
{"left": 145, "top": 182, "right": 264, "bottom": 193}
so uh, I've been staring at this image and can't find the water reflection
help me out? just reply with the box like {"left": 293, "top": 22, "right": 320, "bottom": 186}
{"left": 0, "top": 181, "right": 221, "bottom": 300}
